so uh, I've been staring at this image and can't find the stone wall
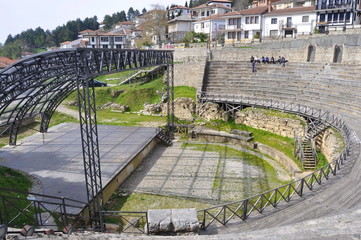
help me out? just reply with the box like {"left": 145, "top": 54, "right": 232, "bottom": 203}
{"left": 316, "top": 128, "right": 345, "bottom": 163}
{"left": 173, "top": 48, "right": 207, "bottom": 63}
{"left": 173, "top": 34, "right": 361, "bottom": 64}
{"left": 234, "top": 108, "right": 305, "bottom": 138}
{"left": 174, "top": 61, "right": 206, "bottom": 89}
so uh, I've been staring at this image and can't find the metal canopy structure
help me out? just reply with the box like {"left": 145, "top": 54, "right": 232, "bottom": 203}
{"left": 0, "top": 48, "right": 174, "bottom": 229}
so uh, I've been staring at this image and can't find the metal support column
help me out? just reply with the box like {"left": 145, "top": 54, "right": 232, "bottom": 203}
{"left": 76, "top": 50, "right": 104, "bottom": 230}
{"left": 166, "top": 60, "right": 175, "bottom": 139}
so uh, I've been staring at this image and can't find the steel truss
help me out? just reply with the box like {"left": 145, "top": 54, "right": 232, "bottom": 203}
{"left": 0, "top": 48, "right": 173, "bottom": 229}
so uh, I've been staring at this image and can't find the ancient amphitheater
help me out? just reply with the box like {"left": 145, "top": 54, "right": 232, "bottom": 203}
{"left": 2, "top": 33, "right": 361, "bottom": 239}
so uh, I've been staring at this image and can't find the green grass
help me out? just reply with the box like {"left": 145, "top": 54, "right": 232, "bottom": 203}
{"left": 96, "top": 70, "right": 141, "bottom": 85}
{"left": 202, "top": 119, "right": 299, "bottom": 165}
{"left": 105, "top": 192, "right": 213, "bottom": 212}
{"left": 97, "top": 111, "right": 166, "bottom": 126}
{"left": 0, "top": 166, "right": 33, "bottom": 227}
{"left": 174, "top": 86, "right": 196, "bottom": 101}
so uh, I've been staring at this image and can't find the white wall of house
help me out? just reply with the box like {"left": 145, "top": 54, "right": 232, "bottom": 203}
{"left": 263, "top": 12, "right": 316, "bottom": 38}
{"left": 193, "top": 18, "right": 225, "bottom": 39}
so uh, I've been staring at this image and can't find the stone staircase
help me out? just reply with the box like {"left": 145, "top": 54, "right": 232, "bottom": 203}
{"left": 203, "top": 61, "right": 361, "bottom": 118}
{"left": 301, "top": 140, "right": 317, "bottom": 170}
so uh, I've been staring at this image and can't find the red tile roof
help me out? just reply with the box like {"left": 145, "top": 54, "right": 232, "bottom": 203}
{"left": 266, "top": 6, "right": 316, "bottom": 15}
{"left": 221, "top": 11, "right": 242, "bottom": 17}
{"left": 238, "top": 6, "right": 269, "bottom": 15}
{"left": 0, "top": 56, "right": 18, "bottom": 69}
{"left": 195, "top": 14, "right": 225, "bottom": 22}
{"left": 79, "top": 29, "right": 96, "bottom": 33}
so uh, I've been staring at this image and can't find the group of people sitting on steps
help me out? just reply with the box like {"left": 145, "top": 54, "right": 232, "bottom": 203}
{"left": 250, "top": 55, "right": 288, "bottom": 65}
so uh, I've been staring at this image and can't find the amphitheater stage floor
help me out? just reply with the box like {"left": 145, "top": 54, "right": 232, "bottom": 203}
{"left": 0, "top": 123, "right": 158, "bottom": 207}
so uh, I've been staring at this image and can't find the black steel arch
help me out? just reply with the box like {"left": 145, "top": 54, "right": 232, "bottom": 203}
{"left": 0, "top": 48, "right": 174, "bottom": 229}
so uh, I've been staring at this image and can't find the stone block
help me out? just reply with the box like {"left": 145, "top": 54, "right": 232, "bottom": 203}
{"left": 147, "top": 208, "right": 199, "bottom": 234}
{"left": 148, "top": 209, "right": 172, "bottom": 233}
{"left": 172, "top": 208, "right": 199, "bottom": 232}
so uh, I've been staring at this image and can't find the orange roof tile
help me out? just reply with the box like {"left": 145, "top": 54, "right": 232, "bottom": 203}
{"left": 238, "top": 6, "right": 269, "bottom": 15}
{"left": 266, "top": 6, "right": 316, "bottom": 15}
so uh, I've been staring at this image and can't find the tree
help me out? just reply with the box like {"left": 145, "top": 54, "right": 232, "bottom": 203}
{"left": 134, "top": 9, "right": 140, "bottom": 17}
{"left": 142, "top": 8, "right": 147, "bottom": 14}
{"left": 139, "top": 5, "right": 168, "bottom": 48}
{"left": 189, "top": 0, "right": 193, "bottom": 8}
{"left": 127, "top": 7, "right": 135, "bottom": 20}
{"left": 185, "top": 1, "right": 188, "bottom": 7}
{"left": 5, "top": 34, "right": 14, "bottom": 45}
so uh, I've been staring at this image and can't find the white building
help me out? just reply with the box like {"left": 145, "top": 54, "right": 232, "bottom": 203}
{"left": 191, "top": 1, "right": 232, "bottom": 19}
{"left": 168, "top": 5, "right": 190, "bottom": 20}
{"left": 193, "top": 14, "right": 226, "bottom": 41}
{"left": 168, "top": 15, "right": 195, "bottom": 43}
{"left": 233, "top": 6, "right": 269, "bottom": 43}
{"left": 83, "top": 32, "right": 128, "bottom": 49}
{"left": 263, "top": 6, "right": 316, "bottom": 39}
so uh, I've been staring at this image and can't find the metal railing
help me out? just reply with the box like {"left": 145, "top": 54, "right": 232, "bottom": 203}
{"left": 197, "top": 92, "right": 359, "bottom": 229}
{"left": 0, "top": 187, "right": 87, "bottom": 231}
{"left": 119, "top": 65, "right": 167, "bottom": 85}
{"left": 101, "top": 211, "right": 148, "bottom": 234}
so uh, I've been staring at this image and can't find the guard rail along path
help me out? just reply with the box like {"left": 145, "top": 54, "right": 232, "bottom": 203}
{"left": 197, "top": 92, "right": 360, "bottom": 230}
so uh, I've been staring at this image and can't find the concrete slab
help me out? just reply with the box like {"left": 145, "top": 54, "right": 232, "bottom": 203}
{"left": 0, "top": 123, "right": 158, "bottom": 208}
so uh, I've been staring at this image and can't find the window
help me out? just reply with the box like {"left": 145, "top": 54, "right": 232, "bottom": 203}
{"left": 207, "top": 11, "right": 210, "bottom": 16}
{"left": 333, "top": 13, "right": 339, "bottom": 22}
{"left": 319, "top": 14, "right": 326, "bottom": 22}
{"left": 229, "top": 18, "right": 235, "bottom": 25}
{"left": 228, "top": 32, "right": 236, "bottom": 39}
{"left": 255, "top": 16, "right": 259, "bottom": 24}
{"left": 116, "top": 45, "right": 122, "bottom": 49}
{"left": 100, "top": 37, "right": 109, "bottom": 42}
{"left": 201, "top": 12, "right": 205, "bottom": 16}
{"left": 114, "top": 37, "right": 123, "bottom": 42}
{"left": 302, "top": 16, "right": 309, "bottom": 22}
{"left": 270, "top": 30, "right": 278, "bottom": 37}
{"left": 244, "top": 31, "right": 249, "bottom": 38}
{"left": 102, "top": 45, "right": 108, "bottom": 48}
{"left": 246, "top": 17, "right": 250, "bottom": 24}
{"left": 91, "top": 37, "right": 95, "bottom": 42}
{"left": 201, "top": 23, "right": 205, "bottom": 28}
{"left": 271, "top": 18, "right": 277, "bottom": 24}
{"left": 250, "top": 16, "right": 254, "bottom": 24}
{"left": 211, "top": 9, "right": 215, "bottom": 14}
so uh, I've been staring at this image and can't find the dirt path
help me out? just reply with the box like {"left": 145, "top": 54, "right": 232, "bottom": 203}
{"left": 57, "top": 104, "right": 79, "bottom": 120}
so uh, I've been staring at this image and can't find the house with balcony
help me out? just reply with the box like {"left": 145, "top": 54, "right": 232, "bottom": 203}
{"left": 263, "top": 6, "right": 317, "bottom": 39}
{"left": 239, "top": 6, "right": 269, "bottom": 43}
{"left": 191, "top": 1, "right": 232, "bottom": 19}
{"left": 222, "top": 11, "right": 242, "bottom": 45}
{"left": 168, "top": 5, "right": 190, "bottom": 20}
{"left": 83, "top": 32, "right": 128, "bottom": 49}
{"left": 315, "top": 0, "right": 360, "bottom": 32}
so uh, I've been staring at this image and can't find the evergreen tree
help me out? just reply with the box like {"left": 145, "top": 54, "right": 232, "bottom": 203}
{"left": 185, "top": 1, "right": 188, "bottom": 7}
{"left": 189, "top": 0, "right": 193, "bottom": 8}
{"left": 127, "top": 7, "right": 135, "bottom": 20}
{"left": 134, "top": 9, "right": 140, "bottom": 17}
{"left": 142, "top": 8, "right": 147, "bottom": 14}
{"left": 5, "top": 34, "right": 14, "bottom": 45}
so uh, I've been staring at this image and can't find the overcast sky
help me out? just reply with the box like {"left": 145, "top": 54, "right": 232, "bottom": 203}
{"left": 0, "top": 0, "right": 185, "bottom": 44}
